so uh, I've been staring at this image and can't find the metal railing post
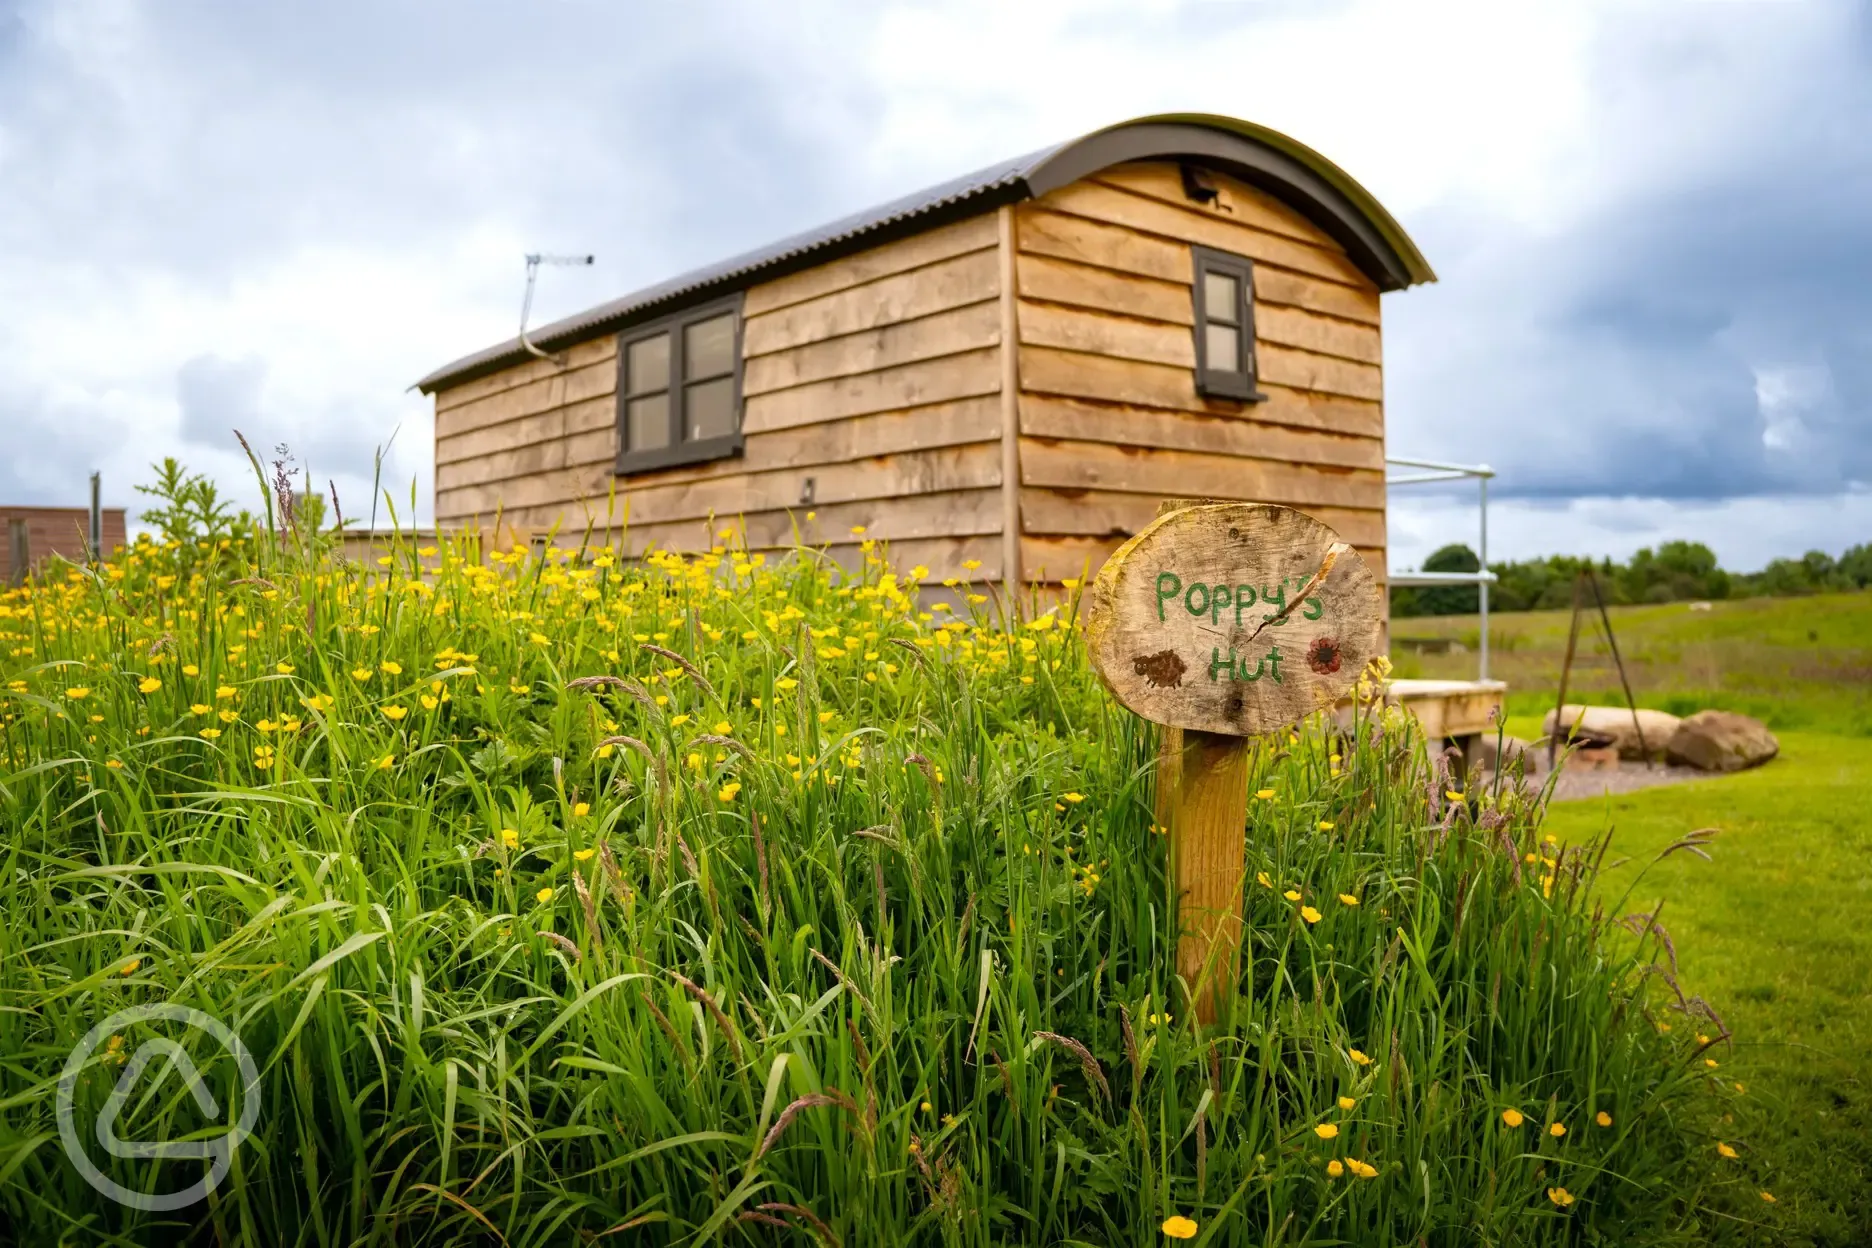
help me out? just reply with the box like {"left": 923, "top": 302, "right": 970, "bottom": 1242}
{"left": 1478, "top": 473, "right": 1489, "bottom": 681}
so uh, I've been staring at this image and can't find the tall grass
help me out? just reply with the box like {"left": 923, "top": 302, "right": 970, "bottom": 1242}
{"left": 0, "top": 494, "right": 1737, "bottom": 1244}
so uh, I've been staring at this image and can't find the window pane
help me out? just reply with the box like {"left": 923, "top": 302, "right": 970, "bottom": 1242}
{"left": 1203, "top": 271, "right": 1240, "bottom": 324}
{"left": 1205, "top": 324, "right": 1241, "bottom": 373}
{"left": 685, "top": 377, "right": 736, "bottom": 441}
{"left": 626, "top": 394, "right": 669, "bottom": 451}
{"left": 684, "top": 313, "right": 736, "bottom": 381}
{"left": 626, "top": 334, "right": 669, "bottom": 396}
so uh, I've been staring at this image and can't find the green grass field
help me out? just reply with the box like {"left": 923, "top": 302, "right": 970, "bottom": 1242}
{"left": 1545, "top": 734, "right": 1872, "bottom": 1246}
{"left": 1392, "top": 591, "right": 1872, "bottom": 736}
{"left": 0, "top": 522, "right": 1744, "bottom": 1245}
{"left": 1410, "top": 591, "right": 1872, "bottom": 1245}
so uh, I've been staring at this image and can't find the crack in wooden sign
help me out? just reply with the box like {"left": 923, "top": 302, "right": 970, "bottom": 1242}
{"left": 1085, "top": 504, "right": 1382, "bottom": 737}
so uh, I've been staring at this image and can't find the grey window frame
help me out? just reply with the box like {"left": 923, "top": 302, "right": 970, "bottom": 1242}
{"left": 614, "top": 293, "right": 746, "bottom": 475}
{"left": 1190, "top": 245, "right": 1264, "bottom": 402}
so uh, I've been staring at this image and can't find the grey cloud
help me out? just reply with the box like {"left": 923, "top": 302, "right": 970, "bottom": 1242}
{"left": 1385, "top": 2, "right": 1872, "bottom": 504}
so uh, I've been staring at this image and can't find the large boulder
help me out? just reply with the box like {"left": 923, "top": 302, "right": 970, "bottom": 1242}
{"left": 1542, "top": 704, "right": 1683, "bottom": 760}
{"left": 1665, "top": 710, "right": 1779, "bottom": 772}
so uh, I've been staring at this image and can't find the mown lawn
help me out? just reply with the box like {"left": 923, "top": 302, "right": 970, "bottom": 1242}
{"left": 1544, "top": 734, "right": 1872, "bottom": 1245}
{"left": 1393, "top": 591, "right": 1872, "bottom": 736}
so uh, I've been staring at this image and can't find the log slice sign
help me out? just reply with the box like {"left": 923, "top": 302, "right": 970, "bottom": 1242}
{"left": 1085, "top": 503, "right": 1382, "bottom": 1022}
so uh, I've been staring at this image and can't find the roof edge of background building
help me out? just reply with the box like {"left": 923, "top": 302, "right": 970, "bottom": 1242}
{"left": 416, "top": 113, "right": 1432, "bottom": 395}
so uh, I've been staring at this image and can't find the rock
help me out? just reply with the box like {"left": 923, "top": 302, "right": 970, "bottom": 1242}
{"left": 1542, "top": 705, "right": 1683, "bottom": 760}
{"left": 1665, "top": 710, "right": 1779, "bottom": 772}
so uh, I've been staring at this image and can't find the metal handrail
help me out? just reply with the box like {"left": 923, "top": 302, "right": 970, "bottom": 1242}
{"left": 1386, "top": 457, "right": 1495, "bottom": 680}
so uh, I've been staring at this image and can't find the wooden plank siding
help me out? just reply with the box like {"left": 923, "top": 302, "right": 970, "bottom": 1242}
{"left": 431, "top": 216, "right": 1006, "bottom": 583}
{"left": 1012, "top": 160, "right": 1387, "bottom": 591}
{"left": 426, "top": 161, "right": 1395, "bottom": 594}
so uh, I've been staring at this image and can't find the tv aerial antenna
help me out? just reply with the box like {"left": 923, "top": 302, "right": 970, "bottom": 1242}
{"left": 518, "top": 252, "right": 595, "bottom": 361}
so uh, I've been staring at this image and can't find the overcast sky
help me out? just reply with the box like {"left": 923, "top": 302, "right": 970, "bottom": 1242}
{"left": 2, "top": 0, "right": 1867, "bottom": 570}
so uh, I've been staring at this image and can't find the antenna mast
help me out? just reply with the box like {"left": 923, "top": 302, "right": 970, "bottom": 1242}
{"left": 519, "top": 252, "right": 595, "bottom": 361}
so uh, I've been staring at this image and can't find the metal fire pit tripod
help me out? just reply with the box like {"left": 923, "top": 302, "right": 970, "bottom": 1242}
{"left": 1549, "top": 568, "right": 1652, "bottom": 770}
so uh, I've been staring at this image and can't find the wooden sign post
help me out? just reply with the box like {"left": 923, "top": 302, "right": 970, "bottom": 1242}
{"left": 1086, "top": 502, "right": 1383, "bottom": 1022}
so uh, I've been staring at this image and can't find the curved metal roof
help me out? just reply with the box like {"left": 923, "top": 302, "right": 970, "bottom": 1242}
{"left": 417, "top": 113, "right": 1433, "bottom": 394}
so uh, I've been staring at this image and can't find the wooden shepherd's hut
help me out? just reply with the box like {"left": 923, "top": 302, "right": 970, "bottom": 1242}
{"left": 416, "top": 113, "right": 1434, "bottom": 619}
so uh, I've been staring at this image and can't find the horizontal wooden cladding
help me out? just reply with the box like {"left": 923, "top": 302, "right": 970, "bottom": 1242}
{"left": 1019, "top": 396, "right": 1382, "bottom": 468}
{"left": 744, "top": 347, "right": 1000, "bottom": 433}
{"left": 434, "top": 356, "right": 617, "bottom": 441}
{"left": 744, "top": 249, "right": 998, "bottom": 360}
{"left": 438, "top": 440, "right": 1002, "bottom": 530}
{"left": 1033, "top": 179, "right": 1370, "bottom": 289}
{"left": 1094, "top": 163, "right": 1338, "bottom": 252}
{"left": 1021, "top": 344, "right": 1381, "bottom": 411}
{"left": 1018, "top": 308, "right": 1380, "bottom": 399}
{"left": 438, "top": 426, "right": 613, "bottom": 493}
{"left": 743, "top": 214, "right": 999, "bottom": 318}
{"left": 1021, "top": 534, "right": 1386, "bottom": 587}
{"left": 1016, "top": 211, "right": 1380, "bottom": 327}
{"left": 433, "top": 336, "right": 617, "bottom": 414}
{"left": 437, "top": 396, "right": 1001, "bottom": 510}
{"left": 1021, "top": 440, "right": 1384, "bottom": 512}
{"left": 436, "top": 394, "right": 613, "bottom": 469}
{"left": 603, "top": 488, "right": 1001, "bottom": 554}
{"left": 1021, "top": 489, "right": 1386, "bottom": 548}
{"left": 1015, "top": 259, "right": 1380, "bottom": 365}
{"left": 743, "top": 299, "right": 999, "bottom": 395}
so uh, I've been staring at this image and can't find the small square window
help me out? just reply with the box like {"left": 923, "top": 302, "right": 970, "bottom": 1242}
{"left": 616, "top": 295, "right": 746, "bottom": 474}
{"left": 1191, "top": 246, "right": 1262, "bottom": 402}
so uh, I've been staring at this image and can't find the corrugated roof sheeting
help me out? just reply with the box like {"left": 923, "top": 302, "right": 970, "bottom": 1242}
{"left": 417, "top": 114, "right": 1432, "bottom": 394}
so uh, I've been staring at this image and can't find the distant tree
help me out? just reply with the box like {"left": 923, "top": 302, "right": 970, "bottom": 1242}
{"left": 1413, "top": 543, "right": 1481, "bottom": 617}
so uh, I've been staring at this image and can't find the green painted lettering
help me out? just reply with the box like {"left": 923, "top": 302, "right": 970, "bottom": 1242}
{"left": 1303, "top": 596, "right": 1324, "bottom": 621}
{"left": 1155, "top": 571, "right": 1181, "bottom": 621}
{"left": 1234, "top": 585, "right": 1256, "bottom": 626}
{"left": 1208, "top": 647, "right": 1235, "bottom": 681}
{"left": 1210, "top": 584, "right": 1231, "bottom": 625}
{"left": 1185, "top": 583, "right": 1209, "bottom": 618}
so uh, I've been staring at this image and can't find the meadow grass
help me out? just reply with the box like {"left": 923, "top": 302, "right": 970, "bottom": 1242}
{"left": 1391, "top": 592, "right": 1872, "bottom": 737}
{"left": 1544, "top": 733, "right": 1872, "bottom": 1247}
{"left": 0, "top": 518, "right": 1741, "bottom": 1244}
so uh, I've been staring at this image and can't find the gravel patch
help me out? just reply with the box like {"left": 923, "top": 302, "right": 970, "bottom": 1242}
{"left": 1536, "top": 758, "right": 1718, "bottom": 803}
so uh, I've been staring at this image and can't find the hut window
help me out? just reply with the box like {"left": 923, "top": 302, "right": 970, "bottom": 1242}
{"left": 615, "top": 295, "right": 745, "bottom": 473}
{"left": 1191, "top": 247, "right": 1262, "bottom": 402}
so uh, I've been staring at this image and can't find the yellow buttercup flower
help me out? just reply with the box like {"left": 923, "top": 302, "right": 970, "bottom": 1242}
{"left": 573, "top": 802, "right": 590, "bottom": 817}
{"left": 1717, "top": 1142, "right": 1738, "bottom": 1159}
{"left": 1595, "top": 1111, "right": 1612, "bottom": 1127}
{"left": 1160, "top": 1216, "right": 1197, "bottom": 1240}
{"left": 1338, "top": 1095, "right": 1356, "bottom": 1111}
{"left": 65, "top": 687, "right": 90, "bottom": 699}
{"left": 382, "top": 705, "right": 407, "bottom": 720}
{"left": 1318, "top": 820, "right": 1335, "bottom": 831}
{"left": 120, "top": 959, "right": 141, "bottom": 976}
{"left": 501, "top": 828, "right": 520, "bottom": 849}
{"left": 1314, "top": 1123, "right": 1338, "bottom": 1140}
{"left": 137, "top": 677, "right": 162, "bottom": 693}
{"left": 380, "top": 661, "right": 402, "bottom": 675}
{"left": 574, "top": 849, "right": 595, "bottom": 862}
{"left": 1254, "top": 788, "right": 1276, "bottom": 800}
{"left": 1346, "top": 1158, "right": 1377, "bottom": 1179}
{"left": 276, "top": 661, "right": 294, "bottom": 674}
{"left": 536, "top": 887, "right": 554, "bottom": 904}
{"left": 1300, "top": 906, "right": 1322, "bottom": 925}
{"left": 1326, "top": 1159, "right": 1344, "bottom": 1177}
{"left": 1256, "top": 871, "right": 1273, "bottom": 888}
{"left": 1348, "top": 1049, "right": 1372, "bottom": 1066}
{"left": 718, "top": 781, "right": 742, "bottom": 802}
{"left": 1549, "top": 1121, "right": 1566, "bottom": 1137}
{"left": 1547, "top": 1186, "right": 1575, "bottom": 1207}
{"left": 351, "top": 668, "right": 372, "bottom": 680}
{"left": 1283, "top": 889, "right": 1302, "bottom": 902}
{"left": 1501, "top": 1108, "right": 1524, "bottom": 1127}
